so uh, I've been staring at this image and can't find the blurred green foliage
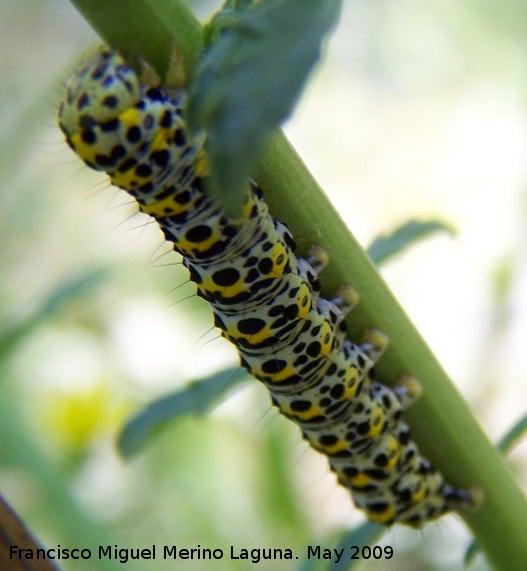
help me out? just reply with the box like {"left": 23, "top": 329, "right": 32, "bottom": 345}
{"left": 2, "top": 1, "right": 526, "bottom": 570}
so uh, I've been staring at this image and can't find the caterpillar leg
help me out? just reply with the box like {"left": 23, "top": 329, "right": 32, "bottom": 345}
{"left": 305, "top": 245, "right": 330, "bottom": 275}
{"left": 358, "top": 328, "right": 389, "bottom": 364}
{"left": 316, "top": 286, "right": 360, "bottom": 348}
{"left": 441, "top": 483, "right": 483, "bottom": 512}
{"left": 392, "top": 374, "right": 423, "bottom": 410}
{"left": 331, "top": 285, "right": 360, "bottom": 315}
{"left": 303, "top": 246, "right": 361, "bottom": 315}
{"left": 338, "top": 423, "right": 481, "bottom": 526}
{"left": 391, "top": 461, "right": 482, "bottom": 527}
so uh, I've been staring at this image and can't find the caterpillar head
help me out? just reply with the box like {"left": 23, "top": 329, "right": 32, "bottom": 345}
{"left": 59, "top": 47, "right": 141, "bottom": 136}
{"left": 58, "top": 47, "right": 145, "bottom": 172}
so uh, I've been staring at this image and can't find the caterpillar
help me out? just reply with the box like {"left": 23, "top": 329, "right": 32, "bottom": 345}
{"left": 58, "top": 46, "right": 478, "bottom": 527}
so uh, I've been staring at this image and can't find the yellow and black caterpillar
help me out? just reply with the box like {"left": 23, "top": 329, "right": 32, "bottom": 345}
{"left": 58, "top": 47, "right": 477, "bottom": 527}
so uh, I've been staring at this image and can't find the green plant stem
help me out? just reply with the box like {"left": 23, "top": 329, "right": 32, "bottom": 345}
{"left": 66, "top": 1, "right": 527, "bottom": 569}
{"left": 69, "top": 0, "right": 203, "bottom": 80}
{"left": 258, "top": 133, "right": 527, "bottom": 570}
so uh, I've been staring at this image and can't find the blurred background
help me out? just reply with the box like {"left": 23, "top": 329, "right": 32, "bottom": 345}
{"left": 1, "top": 1, "right": 526, "bottom": 569}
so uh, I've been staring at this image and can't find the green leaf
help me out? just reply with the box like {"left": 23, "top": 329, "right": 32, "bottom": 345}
{"left": 496, "top": 413, "right": 527, "bottom": 456}
{"left": 0, "top": 268, "right": 108, "bottom": 361}
{"left": 118, "top": 367, "right": 250, "bottom": 458}
{"left": 203, "top": 0, "right": 256, "bottom": 47}
{"left": 330, "top": 523, "right": 386, "bottom": 571}
{"left": 188, "top": 0, "right": 342, "bottom": 213}
{"left": 464, "top": 539, "right": 480, "bottom": 567}
{"left": 222, "top": 0, "right": 256, "bottom": 10}
{"left": 367, "top": 219, "right": 455, "bottom": 266}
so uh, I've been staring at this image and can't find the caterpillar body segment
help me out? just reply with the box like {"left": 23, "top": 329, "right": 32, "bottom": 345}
{"left": 58, "top": 47, "right": 478, "bottom": 527}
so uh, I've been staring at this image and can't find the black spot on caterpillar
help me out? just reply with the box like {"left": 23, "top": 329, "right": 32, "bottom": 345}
{"left": 58, "top": 46, "right": 478, "bottom": 527}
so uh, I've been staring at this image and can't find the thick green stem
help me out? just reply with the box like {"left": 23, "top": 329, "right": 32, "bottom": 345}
{"left": 257, "top": 133, "right": 527, "bottom": 570}
{"left": 69, "top": 0, "right": 203, "bottom": 80}
{"left": 65, "top": 1, "right": 527, "bottom": 569}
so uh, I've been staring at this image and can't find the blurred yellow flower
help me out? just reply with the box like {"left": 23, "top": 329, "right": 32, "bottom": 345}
{"left": 41, "top": 384, "right": 127, "bottom": 455}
